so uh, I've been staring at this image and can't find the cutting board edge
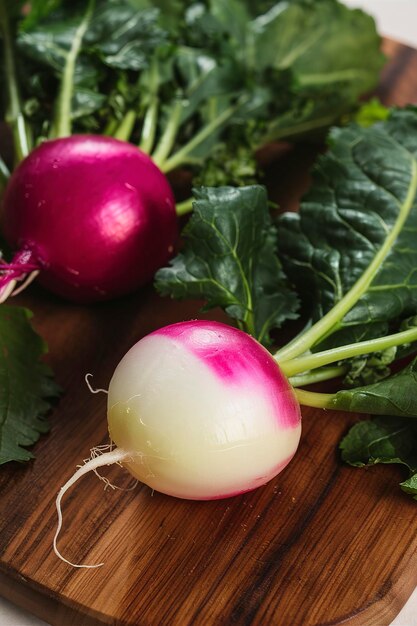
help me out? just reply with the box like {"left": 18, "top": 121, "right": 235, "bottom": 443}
{"left": 0, "top": 567, "right": 112, "bottom": 626}
{"left": 1, "top": 553, "right": 417, "bottom": 626}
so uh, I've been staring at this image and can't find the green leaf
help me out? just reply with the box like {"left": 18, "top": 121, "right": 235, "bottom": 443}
{"left": 87, "top": 4, "right": 167, "bottom": 71}
{"left": 340, "top": 415, "right": 417, "bottom": 499}
{"left": 278, "top": 109, "right": 417, "bottom": 354}
{"left": 18, "top": 0, "right": 166, "bottom": 73}
{"left": 331, "top": 357, "right": 417, "bottom": 418}
{"left": 0, "top": 306, "right": 60, "bottom": 464}
{"left": 128, "top": 0, "right": 187, "bottom": 31}
{"left": 207, "top": 0, "right": 384, "bottom": 144}
{"left": 155, "top": 186, "right": 299, "bottom": 346}
{"left": 354, "top": 98, "right": 390, "bottom": 128}
{"left": 17, "top": 8, "right": 98, "bottom": 83}
{"left": 19, "top": 0, "right": 62, "bottom": 30}
{"left": 195, "top": 141, "right": 257, "bottom": 187}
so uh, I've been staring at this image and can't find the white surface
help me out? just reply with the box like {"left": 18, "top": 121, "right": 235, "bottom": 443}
{"left": 344, "top": 0, "right": 417, "bottom": 49}
{"left": 1, "top": 1, "right": 417, "bottom": 625}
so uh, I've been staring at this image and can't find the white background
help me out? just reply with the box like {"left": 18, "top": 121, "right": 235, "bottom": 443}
{"left": 1, "top": 1, "right": 417, "bottom": 625}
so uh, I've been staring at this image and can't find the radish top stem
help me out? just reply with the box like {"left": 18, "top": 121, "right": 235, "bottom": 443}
{"left": 53, "top": 0, "right": 95, "bottom": 138}
{"left": 293, "top": 388, "right": 335, "bottom": 409}
{"left": 279, "top": 325, "right": 417, "bottom": 378}
{"left": 175, "top": 197, "right": 194, "bottom": 217}
{"left": 0, "top": 155, "right": 10, "bottom": 187}
{"left": 289, "top": 365, "right": 347, "bottom": 388}
{"left": 160, "top": 104, "right": 238, "bottom": 173}
{"left": 151, "top": 99, "right": 183, "bottom": 168}
{"left": 0, "top": 0, "right": 31, "bottom": 162}
{"left": 113, "top": 110, "right": 137, "bottom": 142}
{"left": 139, "top": 58, "right": 160, "bottom": 154}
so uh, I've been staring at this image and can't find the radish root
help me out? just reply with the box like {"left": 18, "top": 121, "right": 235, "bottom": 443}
{"left": 54, "top": 447, "right": 131, "bottom": 569}
{"left": 89, "top": 444, "right": 139, "bottom": 492}
{"left": 0, "top": 250, "right": 40, "bottom": 302}
{"left": 85, "top": 373, "right": 108, "bottom": 395}
{"left": 11, "top": 269, "right": 40, "bottom": 296}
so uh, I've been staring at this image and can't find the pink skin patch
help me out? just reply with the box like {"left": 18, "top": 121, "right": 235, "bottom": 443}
{"left": 151, "top": 321, "right": 301, "bottom": 429}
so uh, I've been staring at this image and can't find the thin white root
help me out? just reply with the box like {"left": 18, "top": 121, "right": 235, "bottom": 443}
{"left": 54, "top": 447, "right": 130, "bottom": 569}
{"left": 89, "top": 444, "right": 139, "bottom": 492}
{"left": 11, "top": 269, "right": 40, "bottom": 296}
{"left": 85, "top": 373, "right": 108, "bottom": 395}
{"left": 0, "top": 279, "right": 17, "bottom": 303}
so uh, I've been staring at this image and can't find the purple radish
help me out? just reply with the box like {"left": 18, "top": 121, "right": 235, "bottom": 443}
{"left": 1, "top": 135, "right": 178, "bottom": 302}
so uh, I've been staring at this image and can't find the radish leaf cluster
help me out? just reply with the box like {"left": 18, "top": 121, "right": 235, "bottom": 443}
{"left": 155, "top": 185, "right": 299, "bottom": 347}
{"left": 2, "top": 0, "right": 384, "bottom": 177}
{"left": 157, "top": 108, "right": 417, "bottom": 498}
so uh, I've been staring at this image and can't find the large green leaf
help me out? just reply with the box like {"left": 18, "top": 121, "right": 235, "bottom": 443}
{"left": 0, "top": 306, "right": 60, "bottom": 464}
{"left": 207, "top": 0, "right": 384, "bottom": 144}
{"left": 330, "top": 357, "right": 417, "bottom": 417}
{"left": 155, "top": 186, "right": 299, "bottom": 347}
{"left": 18, "top": 0, "right": 166, "bottom": 73}
{"left": 87, "top": 3, "right": 167, "bottom": 71}
{"left": 278, "top": 109, "right": 417, "bottom": 350}
{"left": 340, "top": 415, "right": 417, "bottom": 499}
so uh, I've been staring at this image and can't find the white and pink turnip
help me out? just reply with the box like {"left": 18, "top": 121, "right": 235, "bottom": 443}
{"left": 54, "top": 320, "right": 302, "bottom": 567}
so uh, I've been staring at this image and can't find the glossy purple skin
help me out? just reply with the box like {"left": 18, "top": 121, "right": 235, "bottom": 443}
{"left": 2, "top": 135, "right": 178, "bottom": 302}
{"left": 152, "top": 320, "right": 301, "bottom": 429}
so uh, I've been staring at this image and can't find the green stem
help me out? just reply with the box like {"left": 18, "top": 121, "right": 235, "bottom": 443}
{"left": 0, "top": 0, "right": 30, "bottom": 162}
{"left": 140, "top": 99, "right": 159, "bottom": 154}
{"left": 151, "top": 100, "right": 183, "bottom": 168}
{"left": 289, "top": 365, "right": 347, "bottom": 388}
{"left": 176, "top": 197, "right": 194, "bottom": 217}
{"left": 53, "top": 0, "right": 95, "bottom": 138}
{"left": 294, "top": 388, "right": 335, "bottom": 409}
{"left": 259, "top": 113, "right": 339, "bottom": 147}
{"left": 0, "top": 155, "right": 10, "bottom": 186}
{"left": 160, "top": 104, "right": 237, "bottom": 173}
{"left": 103, "top": 118, "right": 119, "bottom": 136}
{"left": 139, "top": 58, "right": 160, "bottom": 154}
{"left": 113, "top": 110, "right": 136, "bottom": 142}
{"left": 280, "top": 326, "right": 417, "bottom": 378}
{"left": 275, "top": 158, "right": 417, "bottom": 363}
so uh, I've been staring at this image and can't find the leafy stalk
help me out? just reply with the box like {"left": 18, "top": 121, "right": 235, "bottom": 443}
{"left": 139, "top": 58, "right": 160, "bottom": 154}
{"left": 175, "top": 197, "right": 194, "bottom": 217}
{"left": 259, "top": 113, "right": 344, "bottom": 146}
{"left": 114, "top": 110, "right": 136, "bottom": 142}
{"left": 289, "top": 365, "right": 347, "bottom": 388}
{"left": 151, "top": 99, "right": 183, "bottom": 168}
{"left": 160, "top": 104, "right": 240, "bottom": 173}
{"left": 53, "top": 0, "right": 95, "bottom": 138}
{"left": 0, "top": 0, "right": 30, "bottom": 162}
{"left": 0, "top": 155, "right": 10, "bottom": 187}
{"left": 293, "top": 388, "right": 334, "bottom": 409}
{"left": 280, "top": 326, "right": 417, "bottom": 378}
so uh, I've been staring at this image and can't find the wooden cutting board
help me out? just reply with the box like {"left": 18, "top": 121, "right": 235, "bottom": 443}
{"left": 1, "top": 39, "right": 417, "bottom": 626}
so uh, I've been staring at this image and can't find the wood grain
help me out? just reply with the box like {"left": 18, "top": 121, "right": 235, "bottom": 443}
{"left": 1, "top": 40, "right": 417, "bottom": 626}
